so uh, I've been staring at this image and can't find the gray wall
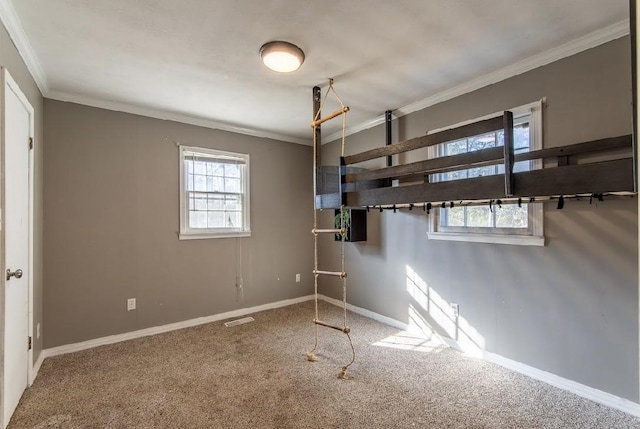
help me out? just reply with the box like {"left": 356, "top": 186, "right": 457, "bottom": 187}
{"left": 0, "top": 24, "right": 44, "bottom": 375}
{"left": 321, "top": 37, "right": 638, "bottom": 401}
{"left": 43, "top": 101, "right": 314, "bottom": 348}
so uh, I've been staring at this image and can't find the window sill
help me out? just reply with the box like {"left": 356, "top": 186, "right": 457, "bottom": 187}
{"left": 427, "top": 231, "right": 544, "bottom": 246}
{"left": 179, "top": 231, "right": 251, "bottom": 240}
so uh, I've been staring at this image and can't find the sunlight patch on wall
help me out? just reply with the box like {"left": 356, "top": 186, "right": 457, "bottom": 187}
{"left": 406, "top": 265, "right": 486, "bottom": 358}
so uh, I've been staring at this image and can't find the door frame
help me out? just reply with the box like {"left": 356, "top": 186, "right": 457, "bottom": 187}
{"left": 1, "top": 67, "right": 35, "bottom": 428}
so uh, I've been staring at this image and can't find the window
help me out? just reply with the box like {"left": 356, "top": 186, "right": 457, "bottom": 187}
{"left": 179, "top": 146, "right": 250, "bottom": 239}
{"left": 428, "top": 101, "right": 544, "bottom": 246}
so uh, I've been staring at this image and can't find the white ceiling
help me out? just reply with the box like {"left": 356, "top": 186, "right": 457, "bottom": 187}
{"left": 2, "top": 0, "right": 631, "bottom": 144}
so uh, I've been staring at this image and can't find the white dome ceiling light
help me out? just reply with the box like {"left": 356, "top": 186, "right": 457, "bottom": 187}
{"left": 260, "top": 41, "right": 305, "bottom": 73}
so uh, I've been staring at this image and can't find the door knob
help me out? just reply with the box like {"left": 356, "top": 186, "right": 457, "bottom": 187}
{"left": 6, "top": 269, "right": 23, "bottom": 281}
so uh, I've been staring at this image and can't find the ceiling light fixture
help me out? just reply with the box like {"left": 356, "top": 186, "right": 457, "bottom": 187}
{"left": 260, "top": 41, "right": 305, "bottom": 73}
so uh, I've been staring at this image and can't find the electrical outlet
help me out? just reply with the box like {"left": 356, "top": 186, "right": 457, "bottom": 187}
{"left": 296, "top": 273, "right": 301, "bottom": 283}
{"left": 127, "top": 298, "right": 136, "bottom": 311}
{"left": 36, "top": 323, "right": 40, "bottom": 339}
{"left": 450, "top": 303, "right": 459, "bottom": 318}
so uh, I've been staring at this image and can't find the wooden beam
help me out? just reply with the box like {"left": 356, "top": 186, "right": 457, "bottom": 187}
{"left": 345, "top": 146, "right": 504, "bottom": 183}
{"left": 343, "top": 115, "right": 504, "bottom": 165}
{"left": 316, "top": 193, "right": 342, "bottom": 210}
{"left": 503, "top": 111, "right": 514, "bottom": 196}
{"left": 514, "top": 159, "right": 634, "bottom": 196}
{"left": 514, "top": 135, "right": 632, "bottom": 162}
{"left": 313, "top": 86, "right": 322, "bottom": 206}
{"left": 344, "top": 135, "right": 632, "bottom": 185}
{"left": 345, "top": 175, "right": 506, "bottom": 206}
{"left": 630, "top": 0, "right": 638, "bottom": 191}
{"left": 344, "top": 159, "right": 634, "bottom": 207}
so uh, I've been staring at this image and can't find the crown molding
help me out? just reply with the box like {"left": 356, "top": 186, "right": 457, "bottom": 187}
{"left": 0, "top": 0, "right": 629, "bottom": 147}
{"left": 47, "top": 90, "right": 311, "bottom": 145}
{"left": 325, "top": 19, "right": 631, "bottom": 143}
{"left": 0, "top": 0, "right": 49, "bottom": 94}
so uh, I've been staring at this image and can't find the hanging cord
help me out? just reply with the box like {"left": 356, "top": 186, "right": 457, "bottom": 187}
{"left": 307, "top": 98, "right": 321, "bottom": 363}
{"left": 338, "top": 205, "right": 355, "bottom": 379}
{"left": 337, "top": 81, "right": 355, "bottom": 379}
{"left": 235, "top": 238, "right": 244, "bottom": 302}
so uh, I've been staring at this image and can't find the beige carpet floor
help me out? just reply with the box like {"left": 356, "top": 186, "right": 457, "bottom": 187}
{"left": 8, "top": 300, "right": 640, "bottom": 428}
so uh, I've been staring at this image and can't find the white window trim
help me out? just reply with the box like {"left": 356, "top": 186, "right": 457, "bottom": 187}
{"left": 427, "top": 99, "right": 545, "bottom": 246}
{"left": 179, "top": 145, "right": 251, "bottom": 240}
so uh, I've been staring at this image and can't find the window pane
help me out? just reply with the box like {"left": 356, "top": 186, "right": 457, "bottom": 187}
{"left": 468, "top": 133, "right": 495, "bottom": 151}
{"left": 496, "top": 205, "right": 528, "bottom": 228}
{"left": 194, "top": 195, "right": 207, "bottom": 211}
{"left": 193, "top": 161, "right": 206, "bottom": 175}
{"left": 513, "top": 160, "right": 530, "bottom": 173}
{"left": 189, "top": 211, "right": 207, "bottom": 229}
{"left": 208, "top": 196, "right": 224, "bottom": 210}
{"left": 445, "top": 207, "right": 465, "bottom": 226}
{"left": 225, "top": 212, "right": 241, "bottom": 228}
{"left": 225, "top": 178, "right": 241, "bottom": 193}
{"left": 514, "top": 124, "right": 530, "bottom": 150}
{"left": 466, "top": 206, "right": 492, "bottom": 227}
{"left": 445, "top": 140, "right": 467, "bottom": 155}
{"left": 194, "top": 175, "right": 207, "bottom": 191}
{"left": 210, "top": 177, "right": 223, "bottom": 192}
{"left": 468, "top": 165, "right": 496, "bottom": 178}
{"left": 207, "top": 212, "right": 225, "bottom": 228}
{"left": 225, "top": 196, "right": 240, "bottom": 211}
{"left": 210, "top": 163, "right": 224, "bottom": 176}
{"left": 443, "top": 169, "right": 467, "bottom": 181}
{"left": 225, "top": 164, "right": 240, "bottom": 178}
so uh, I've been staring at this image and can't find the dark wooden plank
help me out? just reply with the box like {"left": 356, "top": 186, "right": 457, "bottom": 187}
{"left": 631, "top": 0, "right": 638, "bottom": 191}
{"left": 514, "top": 135, "right": 632, "bottom": 162}
{"left": 340, "top": 157, "right": 347, "bottom": 206}
{"left": 316, "top": 193, "right": 342, "bottom": 210}
{"left": 345, "top": 175, "right": 506, "bottom": 206}
{"left": 313, "top": 86, "right": 322, "bottom": 207}
{"left": 345, "top": 146, "right": 504, "bottom": 183}
{"left": 384, "top": 110, "right": 393, "bottom": 187}
{"left": 514, "top": 159, "right": 634, "bottom": 196}
{"left": 344, "top": 159, "right": 634, "bottom": 207}
{"left": 503, "top": 111, "right": 514, "bottom": 196}
{"left": 343, "top": 115, "right": 505, "bottom": 165}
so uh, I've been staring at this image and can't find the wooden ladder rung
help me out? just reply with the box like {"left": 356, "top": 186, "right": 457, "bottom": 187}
{"left": 313, "top": 270, "right": 347, "bottom": 278}
{"left": 313, "top": 319, "right": 351, "bottom": 334}
{"left": 310, "top": 106, "right": 350, "bottom": 128}
{"left": 312, "top": 228, "right": 346, "bottom": 235}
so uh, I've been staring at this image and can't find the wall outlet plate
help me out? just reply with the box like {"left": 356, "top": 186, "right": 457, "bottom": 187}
{"left": 296, "top": 273, "right": 301, "bottom": 282}
{"left": 450, "top": 303, "right": 459, "bottom": 318}
{"left": 127, "top": 298, "right": 136, "bottom": 311}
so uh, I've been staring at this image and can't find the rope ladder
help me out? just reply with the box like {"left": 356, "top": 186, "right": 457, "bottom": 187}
{"left": 306, "top": 79, "right": 355, "bottom": 379}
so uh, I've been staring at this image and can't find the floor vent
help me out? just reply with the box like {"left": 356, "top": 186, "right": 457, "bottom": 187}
{"left": 224, "top": 317, "right": 255, "bottom": 327}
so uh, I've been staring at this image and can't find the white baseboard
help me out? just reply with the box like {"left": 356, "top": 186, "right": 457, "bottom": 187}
{"left": 318, "top": 294, "right": 409, "bottom": 331}
{"left": 41, "top": 295, "right": 314, "bottom": 359}
{"left": 320, "top": 296, "right": 640, "bottom": 418}
{"left": 29, "top": 351, "right": 45, "bottom": 386}
{"left": 36, "top": 294, "right": 640, "bottom": 418}
{"left": 483, "top": 351, "right": 640, "bottom": 418}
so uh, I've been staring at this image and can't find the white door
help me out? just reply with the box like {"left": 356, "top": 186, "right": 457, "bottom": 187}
{"left": 3, "top": 69, "right": 33, "bottom": 428}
